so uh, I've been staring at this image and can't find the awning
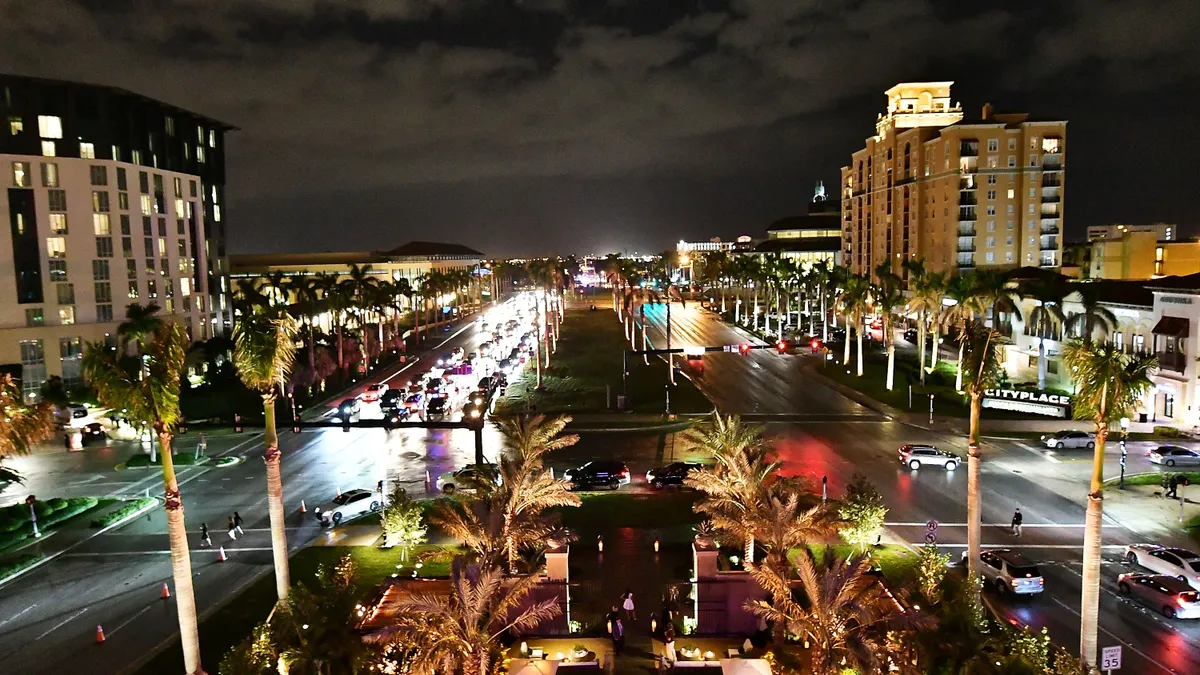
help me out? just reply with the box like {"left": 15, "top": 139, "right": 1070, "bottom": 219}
{"left": 1152, "top": 316, "right": 1190, "bottom": 337}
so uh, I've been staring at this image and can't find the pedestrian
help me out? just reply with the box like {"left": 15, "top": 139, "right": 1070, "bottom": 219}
{"left": 1011, "top": 508, "right": 1023, "bottom": 537}
{"left": 1167, "top": 475, "right": 1179, "bottom": 499}
{"left": 227, "top": 516, "right": 238, "bottom": 540}
{"left": 197, "top": 432, "right": 207, "bottom": 459}
{"left": 199, "top": 523, "right": 211, "bottom": 548}
{"left": 662, "top": 623, "right": 677, "bottom": 665}
{"left": 622, "top": 589, "right": 636, "bottom": 621}
{"left": 233, "top": 511, "right": 244, "bottom": 536}
{"left": 611, "top": 618, "right": 625, "bottom": 655}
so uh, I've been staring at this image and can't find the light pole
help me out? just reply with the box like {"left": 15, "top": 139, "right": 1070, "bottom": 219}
{"left": 928, "top": 394, "right": 935, "bottom": 425}
{"left": 27, "top": 495, "right": 40, "bottom": 538}
{"left": 1119, "top": 417, "right": 1130, "bottom": 490}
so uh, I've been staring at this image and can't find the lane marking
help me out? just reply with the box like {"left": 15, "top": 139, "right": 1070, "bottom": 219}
{"left": 0, "top": 604, "right": 36, "bottom": 629}
{"left": 379, "top": 357, "right": 420, "bottom": 385}
{"left": 1015, "top": 441, "right": 1062, "bottom": 463}
{"left": 106, "top": 603, "right": 156, "bottom": 638}
{"left": 35, "top": 607, "right": 88, "bottom": 641}
{"left": 888, "top": 522, "right": 1087, "bottom": 528}
{"left": 63, "top": 547, "right": 276, "bottom": 557}
{"left": 1049, "top": 597, "right": 1178, "bottom": 674}
{"left": 905, "top": 543, "right": 1127, "bottom": 550}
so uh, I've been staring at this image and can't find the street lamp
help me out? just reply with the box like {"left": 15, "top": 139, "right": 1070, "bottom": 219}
{"left": 1119, "top": 417, "right": 1130, "bottom": 490}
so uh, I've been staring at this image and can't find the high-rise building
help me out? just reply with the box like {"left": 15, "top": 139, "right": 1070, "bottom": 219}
{"left": 841, "top": 82, "right": 1067, "bottom": 279}
{"left": 0, "top": 74, "right": 233, "bottom": 399}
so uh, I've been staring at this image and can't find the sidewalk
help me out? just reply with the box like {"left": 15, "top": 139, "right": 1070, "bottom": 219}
{"left": 1100, "top": 482, "right": 1199, "bottom": 549}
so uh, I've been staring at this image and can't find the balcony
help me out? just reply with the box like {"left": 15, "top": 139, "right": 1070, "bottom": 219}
{"left": 959, "top": 207, "right": 977, "bottom": 221}
{"left": 960, "top": 176, "right": 976, "bottom": 190}
{"left": 957, "top": 243, "right": 977, "bottom": 253}
{"left": 1041, "top": 241, "right": 1059, "bottom": 252}
{"left": 960, "top": 193, "right": 978, "bottom": 206}
{"left": 1041, "top": 224, "right": 1060, "bottom": 235}
{"left": 958, "top": 225, "right": 976, "bottom": 237}
{"left": 1156, "top": 352, "right": 1187, "bottom": 373}
{"left": 1041, "top": 194, "right": 1061, "bottom": 204}
{"left": 1043, "top": 157, "right": 1063, "bottom": 170}
{"left": 1041, "top": 174, "right": 1062, "bottom": 187}
{"left": 960, "top": 141, "right": 979, "bottom": 157}
{"left": 1040, "top": 209, "right": 1060, "bottom": 219}
{"left": 1040, "top": 258, "right": 1057, "bottom": 268}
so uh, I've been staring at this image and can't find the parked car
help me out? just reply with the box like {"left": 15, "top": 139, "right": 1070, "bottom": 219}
{"left": 645, "top": 462, "right": 702, "bottom": 490}
{"left": 897, "top": 444, "right": 961, "bottom": 471}
{"left": 334, "top": 398, "right": 361, "bottom": 422}
{"left": 1117, "top": 573, "right": 1200, "bottom": 619}
{"left": 436, "top": 464, "right": 499, "bottom": 494}
{"left": 80, "top": 422, "right": 107, "bottom": 447}
{"left": 384, "top": 407, "right": 411, "bottom": 427}
{"left": 1149, "top": 445, "right": 1200, "bottom": 467}
{"left": 1040, "top": 430, "right": 1095, "bottom": 449}
{"left": 425, "top": 395, "right": 448, "bottom": 418}
{"left": 564, "top": 460, "right": 631, "bottom": 490}
{"left": 968, "top": 549, "right": 1044, "bottom": 595}
{"left": 380, "top": 389, "right": 404, "bottom": 412}
{"left": 1125, "top": 544, "right": 1200, "bottom": 589}
{"left": 903, "top": 327, "right": 919, "bottom": 343}
{"left": 361, "top": 383, "right": 388, "bottom": 403}
{"left": 315, "top": 488, "right": 380, "bottom": 526}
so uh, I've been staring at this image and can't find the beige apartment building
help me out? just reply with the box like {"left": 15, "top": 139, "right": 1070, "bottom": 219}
{"left": 841, "top": 82, "right": 1067, "bottom": 279}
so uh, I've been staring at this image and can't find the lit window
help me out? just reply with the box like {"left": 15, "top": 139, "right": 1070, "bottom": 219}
{"left": 175, "top": 198, "right": 185, "bottom": 216}
{"left": 128, "top": 281, "right": 139, "bottom": 299}
{"left": 38, "top": 115, "right": 63, "bottom": 139}
{"left": 197, "top": 126, "right": 205, "bottom": 143}
{"left": 1042, "top": 138, "right": 1061, "bottom": 153}
{"left": 41, "top": 140, "right": 55, "bottom": 157}
{"left": 165, "top": 117, "right": 175, "bottom": 136}
{"left": 112, "top": 145, "right": 122, "bottom": 162}
{"left": 80, "top": 142, "right": 95, "bottom": 159}
{"left": 49, "top": 213, "right": 68, "bottom": 234}
{"left": 41, "top": 162, "right": 58, "bottom": 187}
{"left": 987, "top": 139, "right": 998, "bottom": 152}
{"left": 131, "top": 150, "right": 143, "bottom": 164}
{"left": 92, "top": 191, "right": 110, "bottom": 212}
{"left": 93, "top": 214, "right": 111, "bottom": 236}
{"left": 208, "top": 130, "right": 216, "bottom": 148}
{"left": 1030, "top": 136, "right": 1039, "bottom": 151}
{"left": 25, "top": 308, "right": 43, "bottom": 327}
{"left": 59, "top": 307, "right": 76, "bottom": 325}
{"left": 180, "top": 277, "right": 191, "bottom": 296}
{"left": 158, "top": 237, "right": 167, "bottom": 255}
{"left": 1007, "top": 189, "right": 1015, "bottom": 199}
{"left": 197, "top": 145, "right": 206, "bottom": 163}
{"left": 986, "top": 156, "right": 998, "bottom": 169}
{"left": 8, "top": 116, "right": 22, "bottom": 135}
{"left": 140, "top": 194, "right": 152, "bottom": 215}
{"left": 46, "top": 237, "right": 66, "bottom": 258}
{"left": 213, "top": 204, "right": 221, "bottom": 221}
{"left": 11, "top": 161, "right": 30, "bottom": 187}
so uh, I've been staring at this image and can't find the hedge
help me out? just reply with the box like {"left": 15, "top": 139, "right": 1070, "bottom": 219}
{"left": 125, "top": 452, "right": 204, "bottom": 469}
{"left": 0, "top": 497, "right": 100, "bottom": 551}
{"left": 90, "top": 497, "right": 156, "bottom": 529}
{"left": 0, "top": 553, "right": 46, "bottom": 580}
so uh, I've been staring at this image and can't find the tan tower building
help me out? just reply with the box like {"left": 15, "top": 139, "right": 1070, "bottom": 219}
{"left": 840, "top": 82, "right": 1066, "bottom": 279}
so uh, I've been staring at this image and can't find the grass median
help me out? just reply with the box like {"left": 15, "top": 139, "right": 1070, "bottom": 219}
{"left": 495, "top": 307, "right": 711, "bottom": 415}
{"left": 0, "top": 496, "right": 115, "bottom": 554}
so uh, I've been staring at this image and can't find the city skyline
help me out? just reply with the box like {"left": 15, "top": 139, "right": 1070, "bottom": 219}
{"left": 2, "top": 1, "right": 1197, "bottom": 257}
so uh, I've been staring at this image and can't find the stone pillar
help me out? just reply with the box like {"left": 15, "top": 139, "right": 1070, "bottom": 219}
{"left": 545, "top": 544, "right": 569, "bottom": 582}
{"left": 693, "top": 539, "right": 719, "bottom": 579}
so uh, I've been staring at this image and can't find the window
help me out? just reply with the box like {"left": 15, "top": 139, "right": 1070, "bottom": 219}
{"left": 92, "top": 259, "right": 110, "bottom": 281}
{"left": 116, "top": 168, "right": 127, "bottom": 190}
{"left": 986, "top": 236, "right": 995, "bottom": 248}
{"left": 1007, "top": 189, "right": 1015, "bottom": 199}
{"left": 96, "top": 304, "right": 113, "bottom": 322}
{"left": 173, "top": 177, "right": 182, "bottom": 195}
{"left": 987, "top": 174, "right": 997, "bottom": 185}
{"left": 79, "top": 142, "right": 95, "bottom": 159}
{"left": 119, "top": 214, "right": 131, "bottom": 235}
{"left": 1007, "top": 155, "right": 1016, "bottom": 168}
{"left": 987, "top": 221, "right": 996, "bottom": 232}
{"left": 1028, "top": 204, "right": 1035, "bottom": 214}
{"left": 1005, "top": 251, "right": 1014, "bottom": 263}
{"left": 56, "top": 283, "right": 75, "bottom": 305}
{"left": 197, "top": 145, "right": 206, "bottom": 163}
{"left": 178, "top": 259, "right": 189, "bottom": 274}
{"left": 41, "top": 162, "right": 58, "bottom": 187}
{"left": 1007, "top": 220, "right": 1014, "bottom": 231}
{"left": 987, "top": 190, "right": 996, "bottom": 200}
{"left": 189, "top": 180, "right": 197, "bottom": 198}
{"left": 165, "top": 116, "right": 175, "bottom": 136}
{"left": 93, "top": 213, "right": 111, "bottom": 235}
{"left": 37, "top": 115, "right": 63, "bottom": 138}
{"left": 1029, "top": 154, "right": 1039, "bottom": 167}
{"left": 1030, "top": 136, "right": 1040, "bottom": 151}
{"left": 46, "top": 237, "right": 66, "bottom": 258}
{"left": 164, "top": 279, "right": 174, "bottom": 297}
{"left": 58, "top": 307, "right": 75, "bottom": 325}
{"left": 986, "top": 252, "right": 995, "bottom": 263}
{"left": 158, "top": 237, "right": 167, "bottom": 256}
{"left": 1007, "top": 236, "right": 1014, "bottom": 246}
{"left": 157, "top": 218, "right": 166, "bottom": 236}
{"left": 987, "top": 205, "right": 996, "bottom": 216}
{"left": 1008, "top": 137, "right": 1016, "bottom": 151}
{"left": 140, "top": 194, "right": 152, "bottom": 215}
{"left": 213, "top": 204, "right": 221, "bottom": 222}
{"left": 122, "top": 237, "right": 133, "bottom": 257}
{"left": 8, "top": 116, "right": 22, "bottom": 135}
{"left": 176, "top": 218, "right": 185, "bottom": 235}
{"left": 46, "top": 213, "right": 67, "bottom": 234}
{"left": 94, "top": 282, "right": 112, "bottom": 303}
{"left": 987, "top": 139, "right": 998, "bottom": 152}
{"left": 11, "top": 161, "right": 30, "bottom": 186}
{"left": 180, "top": 277, "right": 191, "bottom": 296}
{"left": 1134, "top": 334, "right": 1145, "bottom": 352}
{"left": 19, "top": 340, "right": 46, "bottom": 401}
{"left": 1113, "top": 332, "right": 1124, "bottom": 350}
{"left": 25, "top": 308, "right": 43, "bottom": 327}
{"left": 126, "top": 259, "right": 137, "bottom": 277}
{"left": 118, "top": 192, "right": 128, "bottom": 210}
{"left": 209, "top": 130, "right": 216, "bottom": 148}
{"left": 131, "top": 149, "right": 142, "bottom": 165}
{"left": 41, "top": 140, "right": 56, "bottom": 156}
{"left": 48, "top": 259, "right": 67, "bottom": 282}
{"left": 128, "top": 280, "right": 139, "bottom": 299}
{"left": 178, "top": 240, "right": 187, "bottom": 257}
{"left": 174, "top": 198, "right": 185, "bottom": 216}
{"left": 1042, "top": 138, "right": 1061, "bottom": 153}
{"left": 139, "top": 171, "right": 149, "bottom": 193}
{"left": 146, "top": 256, "right": 155, "bottom": 271}
{"left": 1009, "top": 204, "right": 1016, "bottom": 215}
{"left": 147, "top": 279, "right": 158, "bottom": 298}
{"left": 92, "top": 191, "right": 110, "bottom": 212}
{"left": 112, "top": 145, "right": 122, "bottom": 162}
{"left": 143, "top": 216, "right": 152, "bottom": 236}
{"left": 95, "top": 237, "right": 113, "bottom": 258}
{"left": 89, "top": 165, "right": 107, "bottom": 186}
{"left": 986, "top": 156, "right": 998, "bottom": 169}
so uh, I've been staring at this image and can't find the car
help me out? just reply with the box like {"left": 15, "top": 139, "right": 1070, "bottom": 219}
{"left": 80, "top": 422, "right": 107, "bottom": 447}
{"left": 1117, "top": 573, "right": 1200, "bottom": 619}
{"left": 1125, "top": 544, "right": 1200, "bottom": 589}
{"left": 380, "top": 389, "right": 404, "bottom": 411}
{"left": 1040, "top": 430, "right": 1095, "bottom": 449}
{"left": 403, "top": 392, "right": 425, "bottom": 411}
{"left": 437, "top": 347, "right": 465, "bottom": 368}
{"left": 426, "top": 395, "right": 448, "bottom": 418}
{"left": 564, "top": 460, "right": 631, "bottom": 490}
{"left": 435, "top": 464, "right": 499, "bottom": 494}
{"left": 897, "top": 444, "right": 961, "bottom": 471}
{"left": 361, "top": 383, "right": 388, "bottom": 403}
{"left": 645, "top": 462, "right": 701, "bottom": 490}
{"left": 1149, "top": 445, "right": 1200, "bottom": 467}
{"left": 903, "top": 327, "right": 920, "bottom": 343}
{"left": 334, "top": 398, "right": 360, "bottom": 422}
{"left": 384, "top": 406, "right": 411, "bottom": 427}
{"left": 315, "top": 488, "right": 380, "bottom": 526}
{"left": 969, "top": 549, "right": 1045, "bottom": 595}
{"left": 425, "top": 377, "right": 446, "bottom": 394}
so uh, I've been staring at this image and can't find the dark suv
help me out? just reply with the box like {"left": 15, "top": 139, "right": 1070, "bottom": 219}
{"left": 380, "top": 389, "right": 404, "bottom": 413}
{"left": 564, "top": 461, "right": 631, "bottom": 491}
{"left": 645, "top": 462, "right": 701, "bottom": 490}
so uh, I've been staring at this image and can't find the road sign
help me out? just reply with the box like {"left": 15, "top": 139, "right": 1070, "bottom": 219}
{"left": 1101, "top": 645, "right": 1121, "bottom": 672}
{"left": 924, "top": 532, "right": 937, "bottom": 544}
{"left": 926, "top": 519, "right": 938, "bottom": 532}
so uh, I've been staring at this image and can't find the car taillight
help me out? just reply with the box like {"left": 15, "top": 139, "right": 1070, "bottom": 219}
{"left": 621, "top": 469, "right": 629, "bottom": 477}
{"left": 1011, "top": 580, "right": 1020, "bottom": 587}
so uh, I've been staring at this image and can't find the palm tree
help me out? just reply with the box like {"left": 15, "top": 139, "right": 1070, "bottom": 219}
{"left": 959, "top": 319, "right": 1004, "bottom": 578}
{"left": 82, "top": 314, "right": 204, "bottom": 674}
{"left": 276, "top": 554, "right": 369, "bottom": 674}
{"left": 1065, "top": 284, "right": 1118, "bottom": 347}
{"left": 684, "top": 413, "right": 777, "bottom": 563}
{"left": 1062, "top": 342, "right": 1155, "bottom": 669}
{"left": 837, "top": 273, "right": 871, "bottom": 375}
{"left": 903, "top": 260, "right": 946, "bottom": 385}
{"left": 941, "top": 273, "right": 988, "bottom": 391}
{"left": 233, "top": 307, "right": 299, "bottom": 602}
{"left": 0, "top": 373, "right": 55, "bottom": 486}
{"left": 287, "top": 275, "right": 321, "bottom": 374}
{"left": 370, "top": 562, "right": 562, "bottom": 675}
{"left": 873, "top": 262, "right": 905, "bottom": 390}
{"left": 1023, "top": 278, "right": 1068, "bottom": 390}
{"left": 748, "top": 547, "right": 917, "bottom": 675}
{"left": 972, "top": 268, "right": 1023, "bottom": 334}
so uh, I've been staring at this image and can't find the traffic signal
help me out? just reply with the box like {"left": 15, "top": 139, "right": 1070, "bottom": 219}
{"left": 776, "top": 340, "right": 788, "bottom": 354}
{"left": 810, "top": 339, "right": 822, "bottom": 353}
{"left": 738, "top": 343, "right": 752, "bottom": 355}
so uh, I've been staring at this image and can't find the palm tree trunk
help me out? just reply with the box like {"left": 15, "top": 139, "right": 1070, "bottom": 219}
{"left": 336, "top": 324, "right": 345, "bottom": 373}
{"left": 967, "top": 393, "right": 982, "bottom": 577}
{"left": 955, "top": 342, "right": 964, "bottom": 391}
{"left": 744, "top": 534, "right": 755, "bottom": 568}
{"left": 886, "top": 335, "right": 895, "bottom": 390}
{"left": 931, "top": 323, "right": 940, "bottom": 368}
{"left": 918, "top": 312, "right": 928, "bottom": 385}
{"left": 843, "top": 318, "right": 851, "bottom": 365}
{"left": 856, "top": 317, "right": 864, "bottom": 377}
{"left": 1038, "top": 339, "right": 1047, "bottom": 390}
{"left": 263, "top": 393, "right": 291, "bottom": 601}
{"left": 158, "top": 429, "right": 204, "bottom": 675}
{"left": 821, "top": 288, "right": 828, "bottom": 342}
{"left": 1080, "top": 396, "right": 1109, "bottom": 669}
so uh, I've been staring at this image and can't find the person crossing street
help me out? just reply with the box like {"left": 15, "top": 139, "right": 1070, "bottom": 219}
{"left": 1011, "top": 508, "right": 1023, "bottom": 537}
{"left": 233, "top": 511, "right": 245, "bottom": 536}
{"left": 227, "top": 516, "right": 238, "bottom": 540}
{"left": 199, "top": 523, "right": 211, "bottom": 548}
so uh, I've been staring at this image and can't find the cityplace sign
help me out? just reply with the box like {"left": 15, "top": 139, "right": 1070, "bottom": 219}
{"left": 982, "top": 388, "right": 1072, "bottom": 418}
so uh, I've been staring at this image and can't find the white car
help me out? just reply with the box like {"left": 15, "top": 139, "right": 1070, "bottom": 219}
{"left": 897, "top": 444, "right": 961, "bottom": 471}
{"left": 435, "top": 464, "right": 499, "bottom": 494}
{"left": 1149, "top": 445, "right": 1200, "bottom": 467}
{"left": 968, "top": 549, "right": 1045, "bottom": 595}
{"left": 1125, "top": 544, "right": 1200, "bottom": 590}
{"left": 1040, "top": 430, "right": 1095, "bottom": 449}
{"left": 315, "top": 488, "right": 380, "bottom": 527}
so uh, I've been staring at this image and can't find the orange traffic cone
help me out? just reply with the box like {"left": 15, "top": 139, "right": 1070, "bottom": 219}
{"left": 217, "top": 547, "right": 227, "bottom": 562}
{"left": 96, "top": 624, "right": 105, "bottom": 643}
{"left": 300, "top": 499, "right": 306, "bottom": 513}
{"left": 161, "top": 582, "right": 170, "bottom": 599}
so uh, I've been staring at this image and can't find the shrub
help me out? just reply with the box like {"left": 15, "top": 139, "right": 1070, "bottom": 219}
{"left": 90, "top": 497, "right": 156, "bottom": 528}
{"left": 41, "top": 497, "right": 99, "bottom": 527}
{"left": 33, "top": 501, "right": 54, "bottom": 518}
{"left": 4, "top": 503, "right": 29, "bottom": 523}
{"left": 47, "top": 497, "right": 68, "bottom": 511}
{"left": 1154, "top": 425, "right": 1183, "bottom": 438}
{"left": 838, "top": 473, "right": 888, "bottom": 553}
{"left": 0, "top": 553, "right": 46, "bottom": 580}
{"left": 0, "top": 517, "right": 21, "bottom": 533}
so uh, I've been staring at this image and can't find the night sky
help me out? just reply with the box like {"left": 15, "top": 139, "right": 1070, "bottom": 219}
{"left": 4, "top": 1, "right": 1198, "bottom": 257}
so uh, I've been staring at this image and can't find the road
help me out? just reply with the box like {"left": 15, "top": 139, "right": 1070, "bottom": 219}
{"left": 0, "top": 314, "right": 510, "bottom": 675}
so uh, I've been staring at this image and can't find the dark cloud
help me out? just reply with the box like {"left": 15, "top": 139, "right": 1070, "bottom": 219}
{"left": 2, "top": 0, "right": 1198, "bottom": 256}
